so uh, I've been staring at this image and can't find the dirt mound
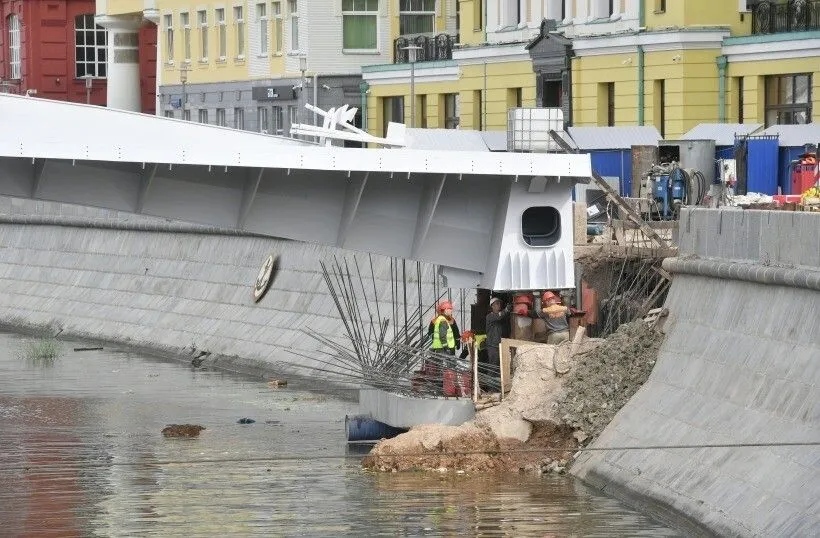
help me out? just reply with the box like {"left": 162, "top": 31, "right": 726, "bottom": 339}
{"left": 362, "top": 421, "right": 577, "bottom": 474}
{"left": 555, "top": 320, "right": 663, "bottom": 443}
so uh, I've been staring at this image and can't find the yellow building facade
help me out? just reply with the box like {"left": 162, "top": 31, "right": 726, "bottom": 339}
{"left": 571, "top": 0, "right": 820, "bottom": 137}
{"left": 362, "top": 0, "right": 540, "bottom": 136}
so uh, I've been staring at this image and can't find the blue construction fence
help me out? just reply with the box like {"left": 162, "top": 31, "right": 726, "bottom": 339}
{"left": 589, "top": 150, "right": 633, "bottom": 197}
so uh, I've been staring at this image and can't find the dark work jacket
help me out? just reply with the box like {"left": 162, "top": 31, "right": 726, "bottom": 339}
{"left": 485, "top": 307, "right": 510, "bottom": 348}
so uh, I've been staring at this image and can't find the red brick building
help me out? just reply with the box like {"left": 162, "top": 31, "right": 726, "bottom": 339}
{"left": 0, "top": 0, "right": 157, "bottom": 113}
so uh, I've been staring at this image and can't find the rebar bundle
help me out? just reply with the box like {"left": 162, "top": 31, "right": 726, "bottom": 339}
{"left": 286, "top": 254, "right": 476, "bottom": 398}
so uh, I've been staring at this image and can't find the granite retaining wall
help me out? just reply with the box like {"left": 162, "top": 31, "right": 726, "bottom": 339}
{"left": 0, "top": 197, "right": 470, "bottom": 382}
{"left": 571, "top": 208, "right": 820, "bottom": 537}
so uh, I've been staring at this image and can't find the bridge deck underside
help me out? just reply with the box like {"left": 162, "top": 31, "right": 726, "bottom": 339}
{"left": 0, "top": 156, "right": 505, "bottom": 276}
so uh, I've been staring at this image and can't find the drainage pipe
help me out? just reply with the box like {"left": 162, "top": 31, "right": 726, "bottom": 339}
{"left": 359, "top": 81, "right": 369, "bottom": 133}
{"left": 637, "top": 45, "right": 645, "bottom": 126}
{"left": 345, "top": 414, "right": 407, "bottom": 442}
{"left": 637, "top": 0, "right": 645, "bottom": 125}
{"left": 717, "top": 55, "right": 728, "bottom": 123}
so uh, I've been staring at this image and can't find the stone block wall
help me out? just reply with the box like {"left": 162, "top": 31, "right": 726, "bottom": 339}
{"left": 0, "top": 197, "right": 473, "bottom": 380}
{"left": 571, "top": 208, "right": 820, "bottom": 536}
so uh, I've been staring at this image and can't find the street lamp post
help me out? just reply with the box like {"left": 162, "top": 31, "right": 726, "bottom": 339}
{"left": 298, "top": 54, "right": 308, "bottom": 125}
{"left": 179, "top": 64, "right": 191, "bottom": 119}
{"left": 401, "top": 45, "right": 421, "bottom": 128}
{"left": 83, "top": 75, "right": 93, "bottom": 104}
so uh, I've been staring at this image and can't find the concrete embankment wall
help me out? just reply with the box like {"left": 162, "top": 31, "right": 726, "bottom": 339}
{"left": 572, "top": 208, "right": 820, "bottom": 537}
{"left": 0, "top": 197, "right": 465, "bottom": 381}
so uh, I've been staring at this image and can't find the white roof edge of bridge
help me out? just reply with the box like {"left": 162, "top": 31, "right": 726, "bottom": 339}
{"left": 0, "top": 94, "right": 592, "bottom": 179}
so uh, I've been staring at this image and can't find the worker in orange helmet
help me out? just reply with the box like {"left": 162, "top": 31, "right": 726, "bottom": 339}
{"left": 532, "top": 291, "right": 571, "bottom": 344}
{"left": 429, "top": 300, "right": 461, "bottom": 356}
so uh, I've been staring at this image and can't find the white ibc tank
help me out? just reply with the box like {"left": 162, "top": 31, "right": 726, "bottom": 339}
{"left": 507, "top": 108, "right": 565, "bottom": 153}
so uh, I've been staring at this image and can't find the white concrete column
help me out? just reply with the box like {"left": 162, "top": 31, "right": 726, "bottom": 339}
{"left": 95, "top": 14, "right": 144, "bottom": 112}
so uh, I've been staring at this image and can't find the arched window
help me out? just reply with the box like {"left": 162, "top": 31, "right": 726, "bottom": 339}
{"left": 7, "top": 14, "right": 21, "bottom": 79}
{"left": 75, "top": 14, "right": 107, "bottom": 78}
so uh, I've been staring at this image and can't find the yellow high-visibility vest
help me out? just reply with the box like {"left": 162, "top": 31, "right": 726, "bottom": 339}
{"left": 431, "top": 315, "right": 455, "bottom": 350}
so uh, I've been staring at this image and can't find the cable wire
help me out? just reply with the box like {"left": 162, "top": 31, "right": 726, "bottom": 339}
{"left": 2, "top": 442, "right": 817, "bottom": 472}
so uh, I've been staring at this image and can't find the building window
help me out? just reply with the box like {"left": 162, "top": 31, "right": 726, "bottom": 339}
{"left": 258, "top": 106, "right": 269, "bottom": 132}
{"left": 197, "top": 10, "right": 208, "bottom": 60}
{"left": 765, "top": 73, "right": 811, "bottom": 126}
{"left": 234, "top": 6, "right": 245, "bottom": 58}
{"left": 473, "top": 0, "right": 482, "bottom": 30}
{"left": 272, "top": 106, "right": 284, "bottom": 134}
{"left": 654, "top": 0, "right": 666, "bottom": 13}
{"left": 503, "top": 0, "right": 520, "bottom": 27}
{"left": 7, "top": 14, "right": 21, "bottom": 79}
{"left": 342, "top": 0, "right": 378, "bottom": 51}
{"left": 737, "top": 77, "right": 744, "bottom": 124}
{"left": 198, "top": 109, "right": 209, "bottom": 123}
{"left": 473, "top": 90, "right": 482, "bottom": 130}
{"left": 418, "top": 94, "right": 427, "bottom": 128}
{"left": 382, "top": 96, "right": 404, "bottom": 135}
{"left": 183, "top": 109, "right": 191, "bottom": 121}
{"left": 654, "top": 79, "right": 665, "bottom": 137}
{"left": 216, "top": 8, "right": 226, "bottom": 59}
{"left": 288, "top": 0, "right": 299, "bottom": 51}
{"left": 164, "top": 14, "right": 174, "bottom": 62}
{"left": 288, "top": 104, "right": 298, "bottom": 128}
{"left": 592, "top": 0, "right": 614, "bottom": 19}
{"left": 400, "top": 0, "right": 435, "bottom": 35}
{"left": 75, "top": 15, "right": 107, "bottom": 78}
{"left": 216, "top": 108, "right": 226, "bottom": 126}
{"left": 542, "top": 78, "right": 562, "bottom": 108}
{"left": 257, "top": 3, "right": 268, "bottom": 55}
{"left": 606, "top": 82, "right": 615, "bottom": 126}
{"left": 444, "top": 93, "right": 459, "bottom": 129}
{"left": 521, "top": 206, "right": 561, "bottom": 247}
{"left": 273, "top": 1, "right": 283, "bottom": 53}
{"left": 164, "top": 110, "right": 175, "bottom": 118}
{"left": 234, "top": 107, "right": 245, "bottom": 129}
{"left": 181, "top": 12, "right": 191, "bottom": 61}
{"left": 507, "top": 87, "right": 522, "bottom": 109}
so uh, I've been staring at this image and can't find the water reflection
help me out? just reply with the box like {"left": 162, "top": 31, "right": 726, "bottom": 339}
{"left": 0, "top": 332, "right": 678, "bottom": 536}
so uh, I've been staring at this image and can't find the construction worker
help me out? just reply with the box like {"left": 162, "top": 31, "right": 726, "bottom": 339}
{"left": 430, "top": 300, "right": 459, "bottom": 356}
{"left": 533, "top": 291, "right": 571, "bottom": 344}
{"left": 485, "top": 297, "right": 510, "bottom": 366}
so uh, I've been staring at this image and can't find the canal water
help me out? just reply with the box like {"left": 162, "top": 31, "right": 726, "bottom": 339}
{"left": 0, "top": 331, "right": 679, "bottom": 537}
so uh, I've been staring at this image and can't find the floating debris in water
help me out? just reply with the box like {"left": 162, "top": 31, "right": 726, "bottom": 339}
{"left": 73, "top": 347, "right": 103, "bottom": 352}
{"left": 162, "top": 424, "right": 206, "bottom": 437}
{"left": 237, "top": 418, "right": 256, "bottom": 424}
{"left": 267, "top": 379, "right": 288, "bottom": 388}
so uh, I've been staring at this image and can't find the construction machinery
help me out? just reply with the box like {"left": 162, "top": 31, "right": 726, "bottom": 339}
{"left": 640, "top": 163, "right": 709, "bottom": 220}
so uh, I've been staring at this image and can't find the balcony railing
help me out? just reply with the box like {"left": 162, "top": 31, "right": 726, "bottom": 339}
{"left": 393, "top": 34, "right": 456, "bottom": 64}
{"left": 752, "top": 0, "right": 820, "bottom": 34}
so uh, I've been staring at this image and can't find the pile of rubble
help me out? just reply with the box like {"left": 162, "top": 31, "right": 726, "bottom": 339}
{"left": 554, "top": 320, "right": 665, "bottom": 443}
